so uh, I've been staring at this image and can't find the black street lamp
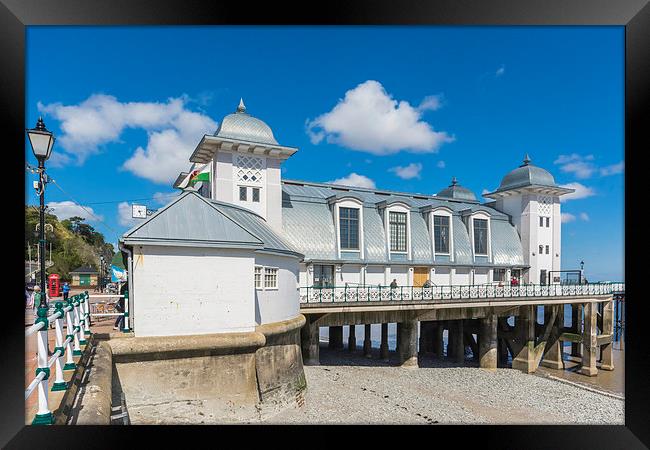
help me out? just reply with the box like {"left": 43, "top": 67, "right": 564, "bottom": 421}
{"left": 26, "top": 117, "right": 55, "bottom": 308}
{"left": 100, "top": 255, "right": 105, "bottom": 292}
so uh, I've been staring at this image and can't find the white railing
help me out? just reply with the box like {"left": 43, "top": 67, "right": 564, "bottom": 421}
{"left": 299, "top": 282, "right": 625, "bottom": 304}
{"left": 25, "top": 291, "right": 129, "bottom": 425}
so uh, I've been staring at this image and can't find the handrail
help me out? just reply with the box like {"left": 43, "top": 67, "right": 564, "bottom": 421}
{"left": 299, "top": 282, "right": 625, "bottom": 304}
{"left": 25, "top": 290, "right": 129, "bottom": 425}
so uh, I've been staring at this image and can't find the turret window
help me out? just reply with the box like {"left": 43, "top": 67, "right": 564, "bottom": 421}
{"left": 239, "top": 186, "right": 247, "bottom": 201}
{"left": 339, "top": 207, "right": 360, "bottom": 250}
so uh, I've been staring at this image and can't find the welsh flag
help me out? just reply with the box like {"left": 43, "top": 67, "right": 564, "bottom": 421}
{"left": 189, "top": 163, "right": 210, "bottom": 185}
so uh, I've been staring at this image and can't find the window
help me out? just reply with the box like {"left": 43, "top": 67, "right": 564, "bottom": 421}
{"left": 433, "top": 215, "right": 450, "bottom": 254}
{"left": 313, "top": 265, "right": 334, "bottom": 288}
{"left": 252, "top": 187, "right": 260, "bottom": 203}
{"left": 493, "top": 268, "right": 506, "bottom": 282}
{"left": 545, "top": 245, "right": 550, "bottom": 255}
{"left": 473, "top": 218, "right": 488, "bottom": 255}
{"left": 546, "top": 217, "right": 550, "bottom": 227}
{"left": 239, "top": 186, "right": 247, "bottom": 201}
{"left": 264, "top": 267, "right": 278, "bottom": 289}
{"left": 254, "top": 266, "right": 262, "bottom": 289}
{"left": 389, "top": 211, "right": 407, "bottom": 252}
{"left": 539, "top": 216, "right": 544, "bottom": 227}
{"left": 539, "top": 245, "right": 543, "bottom": 255}
{"left": 339, "top": 207, "right": 359, "bottom": 250}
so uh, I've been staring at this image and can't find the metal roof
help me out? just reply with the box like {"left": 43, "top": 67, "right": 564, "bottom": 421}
{"left": 122, "top": 192, "right": 302, "bottom": 257}
{"left": 70, "top": 265, "right": 98, "bottom": 274}
{"left": 436, "top": 177, "right": 478, "bottom": 202}
{"left": 280, "top": 181, "right": 524, "bottom": 267}
{"left": 494, "top": 155, "right": 557, "bottom": 193}
{"left": 214, "top": 99, "right": 279, "bottom": 146}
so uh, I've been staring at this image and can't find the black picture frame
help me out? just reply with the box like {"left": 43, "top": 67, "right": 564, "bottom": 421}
{"left": 3, "top": 0, "right": 647, "bottom": 447}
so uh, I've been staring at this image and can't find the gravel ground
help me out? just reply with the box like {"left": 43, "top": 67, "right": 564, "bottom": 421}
{"left": 263, "top": 348, "right": 624, "bottom": 425}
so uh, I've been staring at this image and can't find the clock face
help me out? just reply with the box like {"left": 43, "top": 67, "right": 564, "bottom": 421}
{"left": 132, "top": 204, "right": 147, "bottom": 219}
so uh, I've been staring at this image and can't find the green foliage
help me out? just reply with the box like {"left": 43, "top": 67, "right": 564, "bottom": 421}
{"left": 25, "top": 206, "right": 114, "bottom": 281}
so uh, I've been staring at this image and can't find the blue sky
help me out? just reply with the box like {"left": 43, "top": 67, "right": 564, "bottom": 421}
{"left": 25, "top": 26, "right": 624, "bottom": 281}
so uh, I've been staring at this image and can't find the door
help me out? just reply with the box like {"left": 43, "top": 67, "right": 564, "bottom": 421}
{"left": 413, "top": 267, "right": 429, "bottom": 287}
{"left": 79, "top": 274, "right": 90, "bottom": 286}
{"left": 540, "top": 269, "right": 547, "bottom": 285}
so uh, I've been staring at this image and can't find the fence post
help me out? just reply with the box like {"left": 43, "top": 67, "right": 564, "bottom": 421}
{"left": 64, "top": 297, "right": 76, "bottom": 370}
{"left": 32, "top": 295, "right": 54, "bottom": 425}
{"left": 78, "top": 295, "right": 87, "bottom": 346}
{"left": 51, "top": 302, "right": 67, "bottom": 392}
{"left": 83, "top": 291, "right": 91, "bottom": 336}
{"left": 72, "top": 296, "right": 82, "bottom": 356}
{"left": 122, "top": 291, "right": 130, "bottom": 332}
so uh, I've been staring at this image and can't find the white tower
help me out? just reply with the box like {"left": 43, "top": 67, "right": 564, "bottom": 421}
{"left": 483, "top": 155, "right": 574, "bottom": 284}
{"left": 185, "top": 99, "right": 298, "bottom": 233}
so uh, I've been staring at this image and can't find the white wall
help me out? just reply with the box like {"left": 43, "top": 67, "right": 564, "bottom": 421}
{"left": 132, "top": 245, "right": 255, "bottom": 337}
{"left": 365, "top": 265, "right": 385, "bottom": 286}
{"left": 474, "top": 268, "right": 489, "bottom": 285}
{"left": 432, "top": 267, "right": 451, "bottom": 286}
{"left": 452, "top": 268, "right": 471, "bottom": 285}
{"left": 254, "top": 253, "right": 300, "bottom": 325}
{"left": 388, "top": 266, "right": 409, "bottom": 286}
{"left": 340, "top": 264, "right": 362, "bottom": 286}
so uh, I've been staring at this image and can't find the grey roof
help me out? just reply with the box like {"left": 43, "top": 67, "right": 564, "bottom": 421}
{"left": 70, "top": 265, "right": 98, "bottom": 274}
{"left": 214, "top": 99, "right": 279, "bottom": 146}
{"left": 436, "top": 177, "right": 478, "bottom": 202}
{"left": 496, "top": 155, "right": 556, "bottom": 192}
{"left": 173, "top": 172, "right": 189, "bottom": 189}
{"left": 122, "top": 192, "right": 302, "bottom": 257}
{"left": 281, "top": 180, "right": 524, "bottom": 267}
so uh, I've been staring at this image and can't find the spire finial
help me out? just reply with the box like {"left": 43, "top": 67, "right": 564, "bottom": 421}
{"left": 237, "top": 98, "right": 246, "bottom": 113}
{"left": 450, "top": 176, "right": 458, "bottom": 186}
{"left": 522, "top": 153, "right": 531, "bottom": 166}
{"left": 36, "top": 116, "right": 46, "bottom": 131}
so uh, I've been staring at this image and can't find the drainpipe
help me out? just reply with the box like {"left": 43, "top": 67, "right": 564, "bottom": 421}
{"left": 119, "top": 241, "right": 134, "bottom": 332}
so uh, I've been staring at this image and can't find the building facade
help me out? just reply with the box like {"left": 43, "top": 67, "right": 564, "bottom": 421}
{"left": 175, "top": 100, "right": 574, "bottom": 290}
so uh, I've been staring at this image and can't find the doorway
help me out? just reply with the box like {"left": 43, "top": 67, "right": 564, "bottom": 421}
{"left": 413, "top": 267, "right": 429, "bottom": 287}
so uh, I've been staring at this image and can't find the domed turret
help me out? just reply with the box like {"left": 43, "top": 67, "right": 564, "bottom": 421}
{"left": 436, "top": 177, "right": 477, "bottom": 202}
{"left": 214, "top": 98, "right": 279, "bottom": 145}
{"left": 496, "top": 154, "right": 556, "bottom": 192}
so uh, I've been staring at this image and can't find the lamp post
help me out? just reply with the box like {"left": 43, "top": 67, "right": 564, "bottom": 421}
{"left": 580, "top": 260, "right": 585, "bottom": 284}
{"left": 26, "top": 117, "right": 55, "bottom": 307}
{"left": 100, "top": 255, "right": 104, "bottom": 292}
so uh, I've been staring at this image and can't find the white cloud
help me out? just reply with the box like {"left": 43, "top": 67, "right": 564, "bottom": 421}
{"left": 47, "top": 201, "right": 103, "bottom": 222}
{"left": 117, "top": 202, "right": 145, "bottom": 227}
{"left": 436, "top": 160, "right": 446, "bottom": 169}
{"left": 389, "top": 163, "right": 422, "bottom": 180}
{"left": 495, "top": 65, "right": 505, "bottom": 77}
{"left": 554, "top": 153, "right": 597, "bottom": 179}
{"left": 306, "top": 80, "right": 454, "bottom": 155}
{"left": 561, "top": 213, "right": 576, "bottom": 223}
{"left": 417, "top": 95, "right": 443, "bottom": 112}
{"left": 559, "top": 182, "right": 596, "bottom": 202}
{"left": 600, "top": 161, "right": 624, "bottom": 176}
{"left": 153, "top": 191, "right": 179, "bottom": 205}
{"left": 38, "top": 94, "right": 217, "bottom": 184}
{"left": 579, "top": 212, "right": 590, "bottom": 221}
{"left": 329, "top": 173, "right": 376, "bottom": 189}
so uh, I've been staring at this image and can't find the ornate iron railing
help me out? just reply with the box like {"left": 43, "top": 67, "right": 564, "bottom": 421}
{"left": 299, "top": 282, "right": 625, "bottom": 304}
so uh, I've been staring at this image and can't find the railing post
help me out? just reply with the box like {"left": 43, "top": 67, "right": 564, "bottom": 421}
{"left": 83, "top": 291, "right": 91, "bottom": 337}
{"left": 32, "top": 295, "right": 54, "bottom": 425}
{"left": 64, "top": 297, "right": 76, "bottom": 370}
{"left": 71, "top": 296, "right": 82, "bottom": 356}
{"left": 123, "top": 291, "right": 130, "bottom": 332}
{"left": 51, "top": 302, "right": 67, "bottom": 392}
{"left": 78, "top": 295, "right": 87, "bottom": 346}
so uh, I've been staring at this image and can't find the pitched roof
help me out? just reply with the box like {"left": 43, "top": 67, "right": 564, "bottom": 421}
{"left": 70, "top": 265, "right": 98, "bottom": 274}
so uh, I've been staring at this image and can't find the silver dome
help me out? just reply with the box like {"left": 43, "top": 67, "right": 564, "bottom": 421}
{"left": 497, "top": 154, "right": 556, "bottom": 191}
{"left": 215, "top": 99, "right": 279, "bottom": 145}
{"left": 436, "top": 177, "right": 477, "bottom": 202}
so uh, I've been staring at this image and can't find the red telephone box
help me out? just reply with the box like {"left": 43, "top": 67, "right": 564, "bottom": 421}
{"left": 48, "top": 274, "right": 60, "bottom": 298}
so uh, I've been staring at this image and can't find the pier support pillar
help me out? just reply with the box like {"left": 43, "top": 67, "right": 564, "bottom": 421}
{"left": 447, "top": 323, "right": 455, "bottom": 358}
{"left": 300, "top": 321, "right": 320, "bottom": 366}
{"left": 348, "top": 325, "right": 356, "bottom": 352}
{"left": 580, "top": 302, "right": 598, "bottom": 376}
{"left": 571, "top": 304, "right": 583, "bottom": 357}
{"left": 453, "top": 320, "right": 465, "bottom": 364}
{"left": 600, "top": 300, "right": 615, "bottom": 371}
{"left": 433, "top": 322, "right": 444, "bottom": 358}
{"left": 397, "top": 320, "right": 418, "bottom": 368}
{"left": 512, "top": 305, "right": 536, "bottom": 373}
{"left": 329, "top": 326, "right": 343, "bottom": 350}
{"left": 380, "top": 323, "right": 389, "bottom": 360}
{"left": 541, "top": 305, "right": 564, "bottom": 370}
{"left": 479, "top": 313, "right": 498, "bottom": 370}
{"left": 363, "top": 324, "right": 372, "bottom": 358}
{"left": 419, "top": 321, "right": 435, "bottom": 355}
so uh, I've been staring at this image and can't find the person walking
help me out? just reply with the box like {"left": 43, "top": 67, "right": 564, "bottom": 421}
{"left": 25, "top": 285, "right": 32, "bottom": 309}
{"left": 390, "top": 279, "right": 398, "bottom": 289}
{"left": 62, "top": 281, "right": 70, "bottom": 301}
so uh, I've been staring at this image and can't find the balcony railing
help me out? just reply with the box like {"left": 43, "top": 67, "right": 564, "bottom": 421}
{"left": 299, "top": 282, "right": 625, "bottom": 304}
